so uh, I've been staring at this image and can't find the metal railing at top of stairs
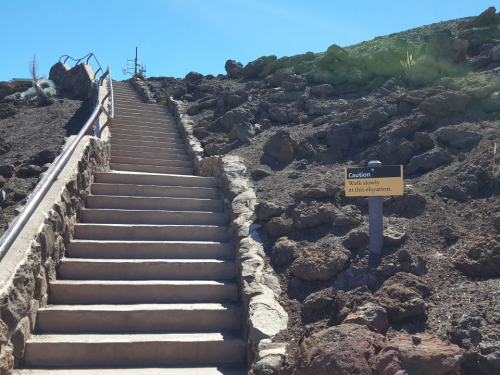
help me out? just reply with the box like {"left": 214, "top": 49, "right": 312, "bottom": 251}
{"left": 0, "top": 55, "right": 114, "bottom": 263}
{"left": 59, "top": 52, "right": 104, "bottom": 79}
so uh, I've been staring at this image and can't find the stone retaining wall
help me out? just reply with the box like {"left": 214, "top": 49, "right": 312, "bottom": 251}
{"left": 0, "top": 62, "right": 111, "bottom": 374}
{"left": 130, "top": 76, "right": 289, "bottom": 374}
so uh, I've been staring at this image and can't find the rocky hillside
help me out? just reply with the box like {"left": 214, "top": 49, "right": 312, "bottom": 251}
{"left": 136, "top": 7, "right": 500, "bottom": 375}
{"left": 0, "top": 81, "right": 90, "bottom": 236}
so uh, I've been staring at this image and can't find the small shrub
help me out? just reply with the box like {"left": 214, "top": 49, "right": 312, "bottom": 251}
{"left": 42, "top": 87, "right": 57, "bottom": 97}
{"left": 21, "top": 87, "right": 38, "bottom": 99}
{"left": 39, "top": 79, "right": 55, "bottom": 89}
{"left": 400, "top": 51, "right": 415, "bottom": 76}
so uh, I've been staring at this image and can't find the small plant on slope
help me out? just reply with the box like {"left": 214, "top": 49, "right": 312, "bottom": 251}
{"left": 27, "top": 54, "right": 56, "bottom": 104}
{"left": 490, "top": 142, "right": 500, "bottom": 182}
{"left": 400, "top": 51, "right": 415, "bottom": 76}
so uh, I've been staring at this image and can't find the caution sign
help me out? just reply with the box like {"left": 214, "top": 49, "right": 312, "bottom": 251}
{"left": 345, "top": 165, "right": 403, "bottom": 197}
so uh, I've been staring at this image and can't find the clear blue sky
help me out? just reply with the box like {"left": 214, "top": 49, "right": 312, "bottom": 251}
{"left": 0, "top": 1, "right": 495, "bottom": 81}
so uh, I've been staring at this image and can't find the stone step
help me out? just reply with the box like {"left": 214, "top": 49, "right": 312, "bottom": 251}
{"left": 111, "top": 137, "right": 185, "bottom": 149}
{"left": 67, "top": 240, "right": 235, "bottom": 260}
{"left": 111, "top": 157, "right": 192, "bottom": 168}
{"left": 114, "top": 108, "right": 171, "bottom": 117}
{"left": 36, "top": 303, "right": 241, "bottom": 333}
{"left": 82, "top": 209, "right": 226, "bottom": 225}
{"left": 24, "top": 332, "right": 245, "bottom": 367}
{"left": 112, "top": 117, "right": 176, "bottom": 127}
{"left": 86, "top": 195, "right": 222, "bottom": 211}
{"left": 59, "top": 258, "right": 235, "bottom": 280}
{"left": 13, "top": 366, "right": 247, "bottom": 375}
{"left": 111, "top": 144, "right": 187, "bottom": 156}
{"left": 111, "top": 149, "right": 190, "bottom": 161}
{"left": 94, "top": 172, "right": 218, "bottom": 188}
{"left": 112, "top": 122, "right": 179, "bottom": 134}
{"left": 112, "top": 132, "right": 181, "bottom": 143}
{"left": 91, "top": 183, "right": 217, "bottom": 199}
{"left": 111, "top": 163, "right": 193, "bottom": 175}
{"left": 114, "top": 114, "right": 174, "bottom": 123}
{"left": 111, "top": 126, "right": 180, "bottom": 138}
{"left": 49, "top": 280, "right": 239, "bottom": 304}
{"left": 73, "top": 224, "right": 229, "bottom": 241}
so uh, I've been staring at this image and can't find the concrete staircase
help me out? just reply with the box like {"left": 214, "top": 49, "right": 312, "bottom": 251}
{"left": 16, "top": 82, "right": 246, "bottom": 374}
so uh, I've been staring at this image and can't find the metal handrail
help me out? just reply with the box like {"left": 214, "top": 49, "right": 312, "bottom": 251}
{"left": 0, "top": 63, "right": 114, "bottom": 262}
{"left": 59, "top": 53, "right": 104, "bottom": 79}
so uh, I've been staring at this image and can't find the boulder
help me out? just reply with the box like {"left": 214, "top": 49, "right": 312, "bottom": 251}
{"left": 310, "top": 84, "right": 338, "bottom": 97}
{"left": 291, "top": 246, "right": 350, "bottom": 281}
{"left": 265, "top": 215, "right": 293, "bottom": 237}
{"left": 406, "top": 148, "right": 453, "bottom": 175}
{"left": 358, "top": 107, "right": 390, "bottom": 130}
{"left": 334, "top": 205, "right": 362, "bottom": 227}
{"left": 454, "top": 235, "right": 500, "bottom": 277}
{"left": 219, "top": 107, "right": 254, "bottom": 131}
{"left": 302, "top": 288, "right": 336, "bottom": 322}
{"left": 292, "top": 184, "right": 340, "bottom": 200}
{"left": 263, "top": 131, "right": 298, "bottom": 163}
{"left": 267, "top": 103, "right": 292, "bottom": 123}
{"left": 379, "top": 250, "right": 427, "bottom": 276}
{"left": 373, "top": 272, "right": 430, "bottom": 322}
{"left": 233, "top": 122, "right": 256, "bottom": 143}
{"left": 437, "top": 127, "right": 482, "bottom": 149}
{"left": 282, "top": 75, "right": 307, "bottom": 92}
{"left": 271, "top": 237, "right": 297, "bottom": 267}
{"left": 343, "top": 302, "right": 389, "bottom": 333}
{"left": 296, "top": 324, "right": 384, "bottom": 375}
{"left": 242, "top": 55, "right": 277, "bottom": 79}
{"left": 343, "top": 229, "right": 369, "bottom": 250}
{"left": 258, "top": 202, "right": 285, "bottom": 221}
{"left": 418, "top": 91, "right": 472, "bottom": 118}
{"left": 383, "top": 227, "right": 408, "bottom": 246}
{"left": 463, "top": 6, "right": 497, "bottom": 29}
{"left": 376, "top": 333, "right": 465, "bottom": 375}
{"left": 292, "top": 200, "right": 335, "bottom": 229}
{"left": 0, "top": 164, "right": 14, "bottom": 177}
{"left": 184, "top": 71, "right": 203, "bottom": 82}
{"left": 224, "top": 60, "right": 243, "bottom": 78}
{"left": 326, "top": 124, "right": 352, "bottom": 150}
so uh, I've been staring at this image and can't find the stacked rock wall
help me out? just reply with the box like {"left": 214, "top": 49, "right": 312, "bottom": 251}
{"left": 0, "top": 137, "right": 110, "bottom": 373}
{"left": 138, "top": 76, "right": 290, "bottom": 374}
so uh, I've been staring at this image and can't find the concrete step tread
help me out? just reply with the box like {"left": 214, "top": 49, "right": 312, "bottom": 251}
{"left": 95, "top": 172, "right": 218, "bottom": 188}
{"left": 75, "top": 223, "right": 227, "bottom": 229}
{"left": 13, "top": 366, "right": 246, "bottom": 374}
{"left": 27, "top": 332, "right": 242, "bottom": 343}
{"left": 51, "top": 280, "right": 236, "bottom": 286}
{"left": 88, "top": 195, "right": 221, "bottom": 203}
{"left": 91, "top": 183, "right": 214, "bottom": 193}
{"left": 111, "top": 164, "right": 193, "bottom": 175}
{"left": 39, "top": 303, "right": 240, "bottom": 312}
{"left": 61, "top": 258, "right": 233, "bottom": 265}
{"left": 69, "top": 239, "right": 232, "bottom": 245}
{"left": 110, "top": 158, "right": 192, "bottom": 168}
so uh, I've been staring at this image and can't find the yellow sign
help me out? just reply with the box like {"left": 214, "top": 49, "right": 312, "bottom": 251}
{"left": 345, "top": 165, "right": 403, "bottom": 197}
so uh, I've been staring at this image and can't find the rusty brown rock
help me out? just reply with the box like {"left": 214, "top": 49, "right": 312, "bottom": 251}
{"left": 343, "top": 302, "right": 389, "bottom": 333}
{"left": 454, "top": 236, "right": 500, "bottom": 277}
{"left": 296, "top": 323, "right": 384, "bottom": 375}
{"left": 376, "top": 333, "right": 465, "bottom": 375}
{"left": 373, "top": 272, "right": 430, "bottom": 322}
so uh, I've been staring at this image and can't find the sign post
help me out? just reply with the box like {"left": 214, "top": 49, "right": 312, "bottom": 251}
{"left": 367, "top": 161, "right": 384, "bottom": 256}
{"left": 344, "top": 161, "right": 404, "bottom": 257}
